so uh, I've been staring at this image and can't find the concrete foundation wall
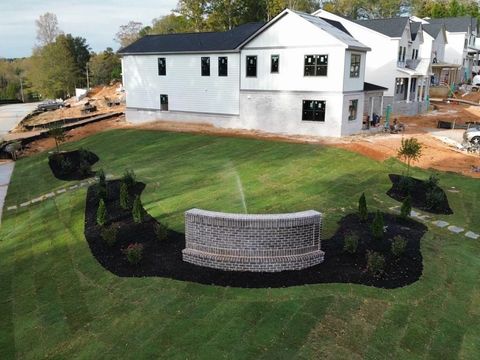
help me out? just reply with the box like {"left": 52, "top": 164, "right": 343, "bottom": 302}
{"left": 182, "top": 209, "right": 325, "bottom": 272}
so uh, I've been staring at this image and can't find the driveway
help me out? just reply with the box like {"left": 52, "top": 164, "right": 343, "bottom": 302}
{"left": 0, "top": 102, "right": 39, "bottom": 136}
{"left": 0, "top": 161, "right": 15, "bottom": 224}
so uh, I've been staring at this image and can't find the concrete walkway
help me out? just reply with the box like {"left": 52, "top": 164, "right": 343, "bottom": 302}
{"left": 0, "top": 161, "right": 15, "bottom": 225}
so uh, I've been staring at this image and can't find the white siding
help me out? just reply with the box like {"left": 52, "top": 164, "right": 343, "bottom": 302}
{"left": 123, "top": 53, "right": 240, "bottom": 115}
{"left": 444, "top": 32, "right": 468, "bottom": 65}
{"left": 343, "top": 51, "right": 366, "bottom": 92}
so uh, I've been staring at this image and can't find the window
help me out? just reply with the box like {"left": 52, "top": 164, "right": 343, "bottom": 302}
{"left": 348, "top": 100, "right": 358, "bottom": 121}
{"left": 218, "top": 57, "right": 228, "bottom": 76}
{"left": 402, "top": 47, "right": 406, "bottom": 62}
{"left": 158, "top": 58, "right": 166, "bottom": 76}
{"left": 271, "top": 55, "right": 279, "bottom": 73}
{"left": 302, "top": 100, "right": 326, "bottom": 122}
{"left": 350, "top": 54, "right": 361, "bottom": 78}
{"left": 246, "top": 56, "right": 257, "bottom": 77}
{"left": 201, "top": 57, "right": 210, "bottom": 76}
{"left": 398, "top": 47, "right": 402, "bottom": 62}
{"left": 160, "top": 95, "right": 168, "bottom": 111}
{"left": 395, "top": 78, "right": 402, "bottom": 94}
{"left": 304, "top": 55, "right": 328, "bottom": 76}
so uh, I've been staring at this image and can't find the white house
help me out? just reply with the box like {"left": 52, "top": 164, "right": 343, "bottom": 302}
{"left": 119, "top": 9, "right": 380, "bottom": 138}
{"left": 313, "top": 10, "right": 430, "bottom": 116}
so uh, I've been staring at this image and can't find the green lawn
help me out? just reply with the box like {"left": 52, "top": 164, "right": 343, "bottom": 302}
{"left": 1, "top": 129, "right": 479, "bottom": 359}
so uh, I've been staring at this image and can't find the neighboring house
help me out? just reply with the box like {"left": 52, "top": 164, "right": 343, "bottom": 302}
{"left": 313, "top": 10, "right": 430, "bottom": 116}
{"left": 119, "top": 9, "right": 380, "bottom": 138}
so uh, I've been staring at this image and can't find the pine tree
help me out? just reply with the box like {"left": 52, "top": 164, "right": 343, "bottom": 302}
{"left": 120, "top": 182, "right": 130, "bottom": 210}
{"left": 400, "top": 196, "right": 412, "bottom": 219}
{"left": 132, "top": 195, "right": 144, "bottom": 224}
{"left": 96, "top": 199, "right": 106, "bottom": 226}
{"left": 371, "top": 210, "right": 384, "bottom": 240}
{"left": 358, "top": 192, "right": 368, "bottom": 222}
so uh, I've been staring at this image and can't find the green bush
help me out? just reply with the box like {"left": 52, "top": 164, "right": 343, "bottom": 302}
{"left": 119, "top": 182, "right": 130, "bottom": 210}
{"left": 358, "top": 193, "right": 368, "bottom": 222}
{"left": 123, "top": 243, "right": 144, "bottom": 264}
{"left": 343, "top": 233, "right": 359, "bottom": 254}
{"left": 132, "top": 195, "right": 145, "bottom": 224}
{"left": 59, "top": 157, "right": 73, "bottom": 172}
{"left": 426, "top": 188, "right": 446, "bottom": 210}
{"left": 123, "top": 169, "right": 136, "bottom": 189}
{"left": 398, "top": 176, "right": 414, "bottom": 194}
{"left": 391, "top": 235, "right": 407, "bottom": 257}
{"left": 425, "top": 174, "right": 439, "bottom": 190}
{"left": 96, "top": 168, "right": 107, "bottom": 199}
{"left": 371, "top": 210, "right": 384, "bottom": 240}
{"left": 366, "top": 251, "right": 385, "bottom": 276}
{"left": 400, "top": 196, "right": 412, "bottom": 219}
{"left": 96, "top": 199, "right": 107, "bottom": 226}
{"left": 78, "top": 160, "right": 91, "bottom": 177}
{"left": 154, "top": 222, "right": 168, "bottom": 242}
{"left": 101, "top": 225, "right": 118, "bottom": 246}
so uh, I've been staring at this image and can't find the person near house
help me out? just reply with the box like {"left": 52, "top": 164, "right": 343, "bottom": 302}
{"left": 370, "top": 113, "right": 381, "bottom": 127}
{"left": 390, "top": 118, "right": 405, "bottom": 133}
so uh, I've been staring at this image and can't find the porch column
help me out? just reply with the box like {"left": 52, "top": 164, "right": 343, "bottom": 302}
{"left": 370, "top": 97, "right": 374, "bottom": 120}
{"left": 414, "top": 78, "right": 419, "bottom": 102}
{"left": 418, "top": 78, "right": 424, "bottom": 102}
{"left": 406, "top": 77, "right": 412, "bottom": 103}
{"left": 380, "top": 96, "right": 384, "bottom": 116}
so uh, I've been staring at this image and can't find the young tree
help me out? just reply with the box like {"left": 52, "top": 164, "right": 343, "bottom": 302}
{"left": 120, "top": 182, "right": 130, "bottom": 209}
{"left": 114, "top": 21, "right": 144, "bottom": 48}
{"left": 47, "top": 124, "right": 66, "bottom": 153}
{"left": 96, "top": 199, "right": 107, "bottom": 226}
{"left": 35, "top": 12, "right": 63, "bottom": 46}
{"left": 397, "top": 137, "right": 423, "bottom": 176}
{"left": 371, "top": 210, "right": 384, "bottom": 240}
{"left": 400, "top": 196, "right": 412, "bottom": 219}
{"left": 132, "top": 195, "right": 145, "bottom": 224}
{"left": 358, "top": 192, "right": 368, "bottom": 222}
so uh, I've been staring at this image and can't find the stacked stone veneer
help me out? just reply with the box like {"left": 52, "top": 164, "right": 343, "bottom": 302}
{"left": 182, "top": 209, "right": 324, "bottom": 272}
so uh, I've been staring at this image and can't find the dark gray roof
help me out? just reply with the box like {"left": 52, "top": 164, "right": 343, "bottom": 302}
{"left": 118, "top": 22, "right": 265, "bottom": 54}
{"left": 422, "top": 23, "right": 444, "bottom": 38}
{"left": 319, "top": 17, "right": 352, "bottom": 36}
{"left": 354, "top": 17, "right": 409, "bottom": 38}
{"left": 410, "top": 22, "right": 421, "bottom": 40}
{"left": 364, "top": 82, "right": 388, "bottom": 92}
{"left": 426, "top": 16, "right": 476, "bottom": 33}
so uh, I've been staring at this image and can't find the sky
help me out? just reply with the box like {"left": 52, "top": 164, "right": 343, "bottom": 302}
{"left": 0, "top": 0, "right": 178, "bottom": 58}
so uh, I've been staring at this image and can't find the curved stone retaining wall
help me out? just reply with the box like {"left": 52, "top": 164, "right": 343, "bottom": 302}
{"left": 182, "top": 209, "right": 324, "bottom": 272}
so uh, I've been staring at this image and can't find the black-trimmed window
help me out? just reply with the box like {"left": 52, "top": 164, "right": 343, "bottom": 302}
{"left": 302, "top": 100, "right": 326, "bottom": 122}
{"left": 246, "top": 56, "right": 257, "bottom": 77}
{"left": 350, "top": 54, "right": 361, "bottom": 78}
{"left": 158, "top": 58, "right": 166, "bottom": 76}
{"left": 218, "top": 57, "right": 228, "bottom": 76}
{"left": 271, "top": 55, "right": 279, "bottom": 73}
{"left": 402, "top": 47, "right": 406, "bottom": 62}
{"left": 160, "top": 94, "right": 168, "bottom": 111}
{"left": 348, "top": 100, "right": 358, "bottom": 121}
{"left": 304, "top": 55, "right": 328, "bottom": 76}
{"left": 201, "top": 57, "right": 210, "bottom": 76}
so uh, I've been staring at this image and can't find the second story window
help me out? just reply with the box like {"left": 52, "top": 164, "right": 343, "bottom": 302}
{"left": 218, "top": 57, "right": 228, "bottom": 76}
{"left": 304, "top": 55, "right": 328, "bottom": 76}
{"left": 246, "top": 56, "right": 257, "bottom": 77}
{"left": 271, "top": 55, "right": 279, "bottom": 73}
{"left": 201, "top": 57, "right": 210, "bottom": 76}
{"left": 402, "top": 47, "right": 406, "bottom": 62}
{"left": 350, "top": 54, "right": 361, "bottom": 78}
{"left": 158, "top": 58, "right": 166, "bottom": 76}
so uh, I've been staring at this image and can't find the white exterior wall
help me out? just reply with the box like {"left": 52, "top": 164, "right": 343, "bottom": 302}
{"left": 444, "top": 32, "right": 468, "bottom": 65}
{"left": 422, "top": 31, "right": 446, "bottom": 62}
{"left": 123, "top": 53, "right": 240, "bottom": 115}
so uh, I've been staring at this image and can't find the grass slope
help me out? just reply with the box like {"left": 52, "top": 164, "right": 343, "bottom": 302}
{"left": 1, "top": 129, "right": 479, "bottom": 359}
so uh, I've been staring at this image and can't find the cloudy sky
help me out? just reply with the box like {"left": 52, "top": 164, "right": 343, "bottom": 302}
{"left": 0, "top": 0, "right": 178, "bottom": 58}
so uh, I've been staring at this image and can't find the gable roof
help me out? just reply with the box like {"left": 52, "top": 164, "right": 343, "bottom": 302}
{"left": 364, "top": 82, "right": 388, "bottom": 92}
{"left": 410, "top": 22, "right": 421, "bottom": 40}
{"left": 318, "top": 17, "right": 353, "bottom": 37}
{"left": 426, "top": 16, "right": 476, "bottom": 33}
{"left": 422, "top": 23, "right": 444, "bottom": 38}
{"left": 354, "top": 17, "right": 409, "bottom": 38}
{"left": 118, "top": 22, "right": 265, "bottom": 55}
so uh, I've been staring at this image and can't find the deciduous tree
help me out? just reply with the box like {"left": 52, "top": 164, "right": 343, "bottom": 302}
{"left": 114, "top": 21, "right": 144, "bottom": 48}
{"left": 35, "top": 12, "right": 63, "bottom": 46}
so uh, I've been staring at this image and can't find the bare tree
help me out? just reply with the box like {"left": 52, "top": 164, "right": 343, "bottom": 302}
{"left": 114, "top": 21, "right": 144, "bottom": 48}
{"left": 36, "top": 12, "right": 63, "bottom": 46}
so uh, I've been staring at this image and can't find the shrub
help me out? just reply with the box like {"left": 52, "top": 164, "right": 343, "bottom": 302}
{"left": 123, "top": 169, "right": 136, "bottom": 189}
{"left": 400, "top": 196, "right": 412, "bottom": 219}
{"left": 358, "top": 193, "right": 368, "bottom": 222}
{"left": 96, "top": 199, "right": 107, "bottom": 226}
{"left": 425, "top": 174, "right": 439, "bottom": 190}
{"left": 59, "top": 157, "right": 73, "bottom": 172}
{"left": 123, "top": 243, "right": 144, "bottom": 264}
{"left": 101, "top": 225, "right": 118, "bottom": 246}
{"left": 78, "top": 160, "right": 91, "bottom": 177}
{"left": 371, "top": 210, "right": 384, "bottom": 240}
{"left": 96, "top": 169, "right": 107, "bottom": 199}
{"left": 391, "top": 235, "right": 407, "bottom": 257}
{"left": 398, "top": 176, "right": 414, "bottom": 195}
{"left": 343, "top": 233, "right": 359, "bottom": 254}
{"left": 426, "top": 188, "right": 446, "bottom": 210}
{"left": 132, "top": 195, "right": 145, "bottom": 224}
{"left": 366, "top": 251, "right": 385, "bottom": 277}
{"left": 154, "top": 222, "right": 168, "bottom": 242}
{"left": 119, "top": 182, "right": 130, "bottom": 209}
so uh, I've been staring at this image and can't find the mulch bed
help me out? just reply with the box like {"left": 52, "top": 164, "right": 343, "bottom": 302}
{"left": 48, "top": 149, "right": 99, "bottom": 180}
{"left": 387, "top": 174, "right": 453, "bottom": 215}
{"left": 84, "top": 180, "right": 428, "bottom": 289}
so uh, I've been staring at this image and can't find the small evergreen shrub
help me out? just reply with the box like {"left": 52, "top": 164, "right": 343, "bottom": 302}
{"left": 119, "top": 182, "right": 130, "bottom": 209}
{"left": 400, "top": 196, "right": 412, "bottom": 219}
{"left": 358, "top": 193, "right": 368, "bottom": 222}
{"left": 132, "top": 195, "right": 144, "bottom": 224}
{"left": 59, "top": 157, "right": 73, "bottom": 172}
{"left": 123, "top": 169, "right": 136, "bottom": 190}
{"left": 366, "top": 251, "right": 385, "bottom": 277}
{"left": 96, "top": 199, "right": 107, "bottom": 226}
{"left": 78, "top": 160, "right": 91, "bottom": 177}
{"left": 123, "top": 243, "right": 144, "bottom": 264}
{"left": 96, "top": 168, "right": 107, "bottom": 199}
{"left": 398, "top": 176, "right": 414, "bottom": 194}
{"left": 343, "top": 233, "right": 359, "bottom": 254}
{"left": 391, "top": 235, "right": 407, "bottom": 257}
{"left": 101, "top": 225, "right": 118, "bottom": 246}
{"left": 425, "top": 174, "right": 439, "bottom": 190}
{"left": 154, "top": 222, "right": 168, "bottom": 242}
{"left": 371, "top": 210, "right": 384, "bottom": 240}
{"left": 426, "top": 188, "right": 446, "bottom": 210}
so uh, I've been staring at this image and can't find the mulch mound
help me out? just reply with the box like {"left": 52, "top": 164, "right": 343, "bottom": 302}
{"left": 48, "top": 149, "right": 99, "bottom": 180}
{"left": 84, "top": 180, "right": 428, "bottom": 289}
{"left": 387, "top": 174, "right": 453, "bottom": 215}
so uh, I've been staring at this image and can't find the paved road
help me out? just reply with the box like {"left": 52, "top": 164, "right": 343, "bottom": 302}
{"left": 0, "top": 103, "right": 39, "bottom": 136}
{"left": 0, "top": 161, "right": 15, "bottom": 225}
